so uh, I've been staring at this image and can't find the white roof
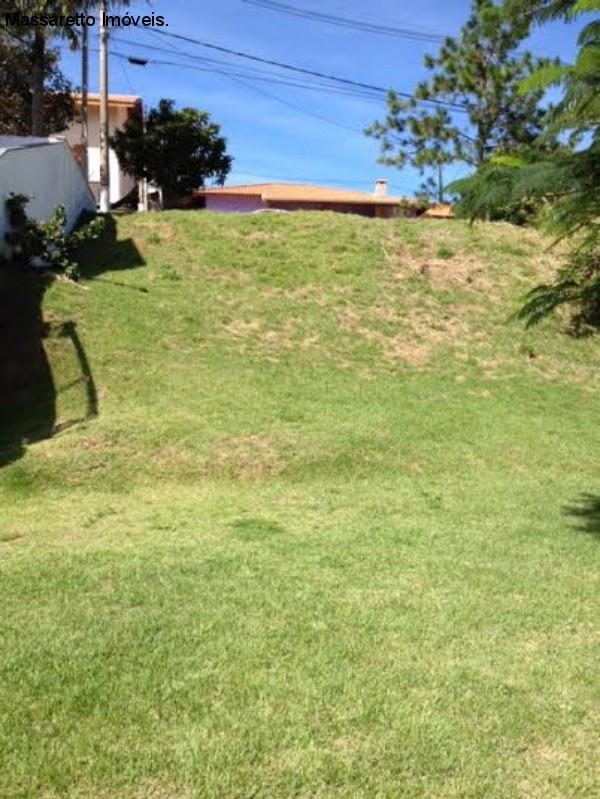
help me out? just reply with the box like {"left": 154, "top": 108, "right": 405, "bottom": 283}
{"left": 0, "top": 136, "right": 65, "bottom": 158}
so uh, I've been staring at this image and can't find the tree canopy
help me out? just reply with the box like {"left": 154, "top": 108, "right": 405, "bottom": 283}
{"left": 0, "top": 2, "right": 84, "bottom": 135}
{"left": 110, "top": 99, "right": 232, "bottom": 208}
{"left": 0, "top": 36, "right": 75, "bottom": 135}
{"left": 451, "top": 0, "right": 600, "bottom": 330}
{"left": 366, "top": 0, "right": 556, "bottom": 200}
{"left": 0, "top": 1, "right": 131, "bottom": 135}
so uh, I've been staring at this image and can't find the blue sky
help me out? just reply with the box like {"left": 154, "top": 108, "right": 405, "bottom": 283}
{"left": 55, "top": 0, "right": 583, "bottom": 196}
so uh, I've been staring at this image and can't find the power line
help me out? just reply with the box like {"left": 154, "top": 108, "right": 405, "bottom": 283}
{"left": 104, "top": 47, "right": 381, "bottom": 136}
{"left": 79, "top": 28, "right": 464, "bottom": 142}
{"left": 140, "top": 29, "right": 368, "bottom": 136}
{"left": 117, "top": 54, "right": 136, "bottom": 94}
{"left": 93, "top": 44, "right": 427, "bottom": 153}
{"left": 112, "top": 34, "right": 384, "bottom": 100}
{"left": 150, "top": 27, "right": 468, "bottom": 113}
{"left": 93, "top": 29, "right": 396, "bottom": 139}
{"left": 241, "top": 0, "right": 447, "bottom": 43}
{"left": 62, "top": 38, "right": 383, "bottom": 102}
{"left": 116, "top": 34, "right": 374, "bottom": 92}
{"left": 77, "top": 44, "right": 417, "bottom": 167}
{"left": 109, "top": 49, "right": 381, "bottom": 103}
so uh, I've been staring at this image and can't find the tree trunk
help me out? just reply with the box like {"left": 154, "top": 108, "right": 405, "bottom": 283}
{"left": 31, "top": 28, "right": 45, "bottom": 136}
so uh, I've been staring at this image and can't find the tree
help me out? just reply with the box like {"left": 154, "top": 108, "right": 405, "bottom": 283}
{"left": 0, "top": 1, "right": 131, "bottom": 136}
{"left": 506, "top": 0, "right": 581, "bottom": 21}
{"left": 0, "top": 36, "right": 75, "bottom": 135}
{"left": 110, "top": 99, "right": 232, "bottom": 208}
{"left": 451, "top": 0, "right": 600, "bottom": 330}
{"left": 0, "top": 2, "right": 82, "bottom": 135}
{"left": 366, "top": 0, "right": 556, "bottom": 198}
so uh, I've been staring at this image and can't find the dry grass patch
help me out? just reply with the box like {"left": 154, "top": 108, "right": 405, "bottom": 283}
{"left": 263, "top": 283, "right": 344, "bottom": 305}
{"left": 335, "top": 301, "right": 475, "bottom": 367}
{"left": 206, "top": 433, "right": 285, "bottom": 480}
{"left": 223, "top": 318, "right": 262, "bottom": 338}
{"left": 384, "top": 242, "right": 492, "bottom": 292}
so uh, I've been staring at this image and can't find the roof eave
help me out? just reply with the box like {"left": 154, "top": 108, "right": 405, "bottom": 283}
{"left": 263, "top": 196, "right": 400, "bottom": 205}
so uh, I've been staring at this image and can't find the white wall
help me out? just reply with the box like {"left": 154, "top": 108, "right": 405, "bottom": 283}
{"left": 0, "top": 140, "right": 96, "bottom": 258}
{"left": 64, "top": 105, "right": 136, "bottom": 204}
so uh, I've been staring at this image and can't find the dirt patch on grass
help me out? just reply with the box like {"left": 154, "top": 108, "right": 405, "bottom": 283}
{"left": 336, "top": 300, "right": 476, "bottom": 367}
{"left": 381, "top": 336, "right": 431, "bottom": 367}
{"left": 206, "top": 434, "right": 285, "bottom": 480}
{"left": 423, "top": 254, "right": 489, "bottom": 290}
{"left": 384, "top": 243, "right": 491, "bottom": 291}
{"left": 220, "top": 297, "right": 480, "bottom": 370}
{"left": 405, "top": 306, "right": 473, "bottom": 340}
{"left": 223, "top": 319, "right": 262, "bottom": 338}
{"left": 263, "top": 284, "right": 352, "bottom": 306}
{"left": 353, "top": 325, "right": 432, "bottom": 367}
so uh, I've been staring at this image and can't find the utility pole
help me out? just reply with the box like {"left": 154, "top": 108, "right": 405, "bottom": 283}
{"left": 99, "top": 0, "right": 110, "bottom": 213}
{"left": 137, "top": 101, "right": 148, "bottom": 213}
{"left": 80, "top": 4, "right": 89, "bottom": 182}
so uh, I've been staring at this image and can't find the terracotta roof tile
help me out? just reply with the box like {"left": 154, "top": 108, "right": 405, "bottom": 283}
{"left": 421, "top": 203, "right": 455, "bottom": 218}
{"left": 195, "top": 183, "right": 401, "bottom": 205}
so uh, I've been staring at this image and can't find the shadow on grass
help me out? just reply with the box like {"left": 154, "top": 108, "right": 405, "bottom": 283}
{"left": 76, "top": 214, "right": 146, "bottom": 282}
{"left": 0, "top": 265, "right": 56, "bottom": 467}
{"left": 0, "top": 216, "right": 145, "bottom": 468}
{"left": 562, "top": 494, "right": 600, "bottom": 539}
{"left": 52, "top": 321, "right": 99, "bottom": 433}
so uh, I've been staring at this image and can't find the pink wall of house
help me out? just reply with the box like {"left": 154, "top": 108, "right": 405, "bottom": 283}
{"left": 205, "top": 194, "right": 267, "bottom": 213}
{"left": 203, "top": 194, "right": 397, "bottom": 218}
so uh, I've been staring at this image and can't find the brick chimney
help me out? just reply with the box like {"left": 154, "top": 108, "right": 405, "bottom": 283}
{"left": 374, "top": 179, "right": 388, "bottom": 197}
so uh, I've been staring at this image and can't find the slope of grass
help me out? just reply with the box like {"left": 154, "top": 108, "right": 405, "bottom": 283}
{"left": 1, "top": 212, "right": 599, "bottom": 799}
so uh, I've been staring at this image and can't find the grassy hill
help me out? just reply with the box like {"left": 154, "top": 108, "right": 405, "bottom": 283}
{"left": 1, "top": 212, "right": 599, "bottom": 798}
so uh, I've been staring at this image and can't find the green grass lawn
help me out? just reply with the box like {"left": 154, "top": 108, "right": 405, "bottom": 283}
{"left": 1, "top": 212, "right": 599, "bottom": 798}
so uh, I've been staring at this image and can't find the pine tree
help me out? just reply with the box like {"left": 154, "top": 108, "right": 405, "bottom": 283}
{"left": 366, "top": 0, "right": 556, "bottom": 196}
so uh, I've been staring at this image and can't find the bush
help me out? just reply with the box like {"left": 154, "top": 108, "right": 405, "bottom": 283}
{"left": 4, "top": 193, "right": 104, "bottom": 279}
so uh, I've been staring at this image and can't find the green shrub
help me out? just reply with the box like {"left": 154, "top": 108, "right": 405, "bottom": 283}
{"left": 4, "top": 193, "right": 105, "bottom": 279}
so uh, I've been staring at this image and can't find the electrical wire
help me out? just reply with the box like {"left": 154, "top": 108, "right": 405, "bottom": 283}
{"left": 59, "top": 37, "right": 383, "bottom": 102}
{"left": 110, "top": 49, "right": 383, "bottom": 103}
{"left": 115, "top": 34, "right": 379, "bottom": 95}
{"left": 241, "top": 0, "right": 447, "bottom": 43}
{"left": 137, "top": 28, "right": 369, "bottom": 135}
{"left": 150, "top": 27, "right": 468, "bottom": 113}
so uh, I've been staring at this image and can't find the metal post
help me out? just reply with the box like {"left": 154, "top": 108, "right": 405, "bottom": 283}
{"left": 138, "top": 103, "right": 148, "bottom": 212}
{"left": 99, "top": 0, "right": 110, "bottom": 212}
{"left": 81, "top": 6, "right": 89, "bottom": 181}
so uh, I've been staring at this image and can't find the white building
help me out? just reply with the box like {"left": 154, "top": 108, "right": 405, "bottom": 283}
{"left": 63, "top": 93, "right": 141, "bottom": 206}
{"left": 0, "top": 136, "right": 96, "bottom": 258}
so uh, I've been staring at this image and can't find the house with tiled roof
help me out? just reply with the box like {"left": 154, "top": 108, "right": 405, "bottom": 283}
{"left": 195, "top": 180, "right": 403, "bottom": 218}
